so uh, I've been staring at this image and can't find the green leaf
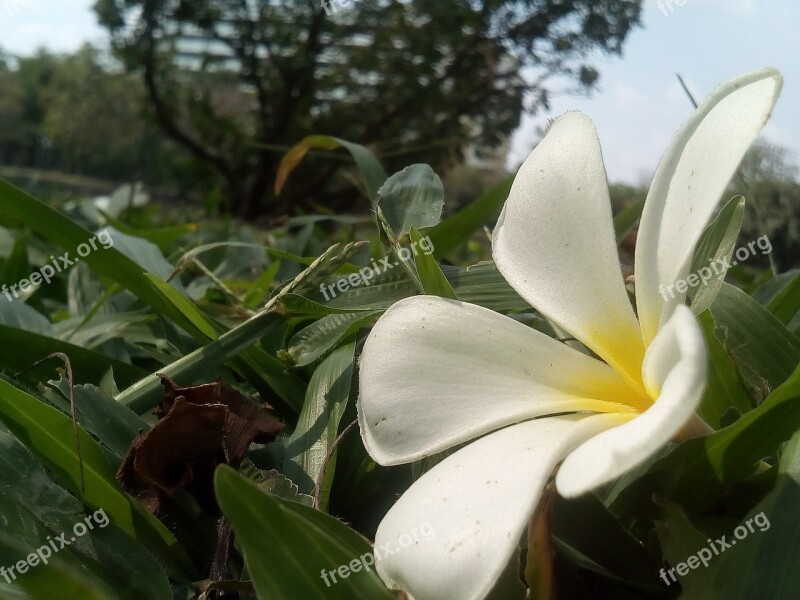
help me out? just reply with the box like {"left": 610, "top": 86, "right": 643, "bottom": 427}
{"left": 0, "top": 324, "right": 147, "bottom": 388}
{"left": 284, "top": 344, "right": 355, "bottom": 506}
{"left": 279, "top": 294, "right": 377, "bottom": 317}
{"left": 653, "top": 498, "right": 720, "bottom": 598}
{"left": 289, "top": 312, "right": 380, "bottom": 367}
{"left": 144, "top": 272, "right": 307, "bottom": 415}
{"left": 709, "top": 283, "right": 800, "bottom": 397}
{"left": 0, "top": 296, "right": 53, "bottom": 336}
{"left": 260, "top": 471, "right": 315, "bottom": 507}
{"left": 99, "top": 212, "right": 196, "bottom": 252}
{"left": 552, "top": 493, "right": 665, "bottom": 593}
{"left": 0, "top": 376, "right": 196, "bottom": 580}
{"left": 445, "top": 262, "right": 529, "bottom": 312}
{"left": 410, "top": 226, "right": 457, "bottom": 299}
{"left": 688, "top": 196, "right": 744, "bottom": 314}
{"left": 655, "top": 361, "right": 800, "bottom": 508}
{"left": 41, "top": 377, "right": 147, "bottom": 460}
{"left": 215, "top": 466, "right": 395, "bottom": 600}
{"left": 0, "top": 181, "right": 180, "bottom": 315}
{"left": 426, "top": 175, "right": 514, "bottom": 258}
{"left": 0, "top": 429, "right": 171, "bottom": 600}
{"left": 309, "top": 261, "right": 527, "bottom": 313}
{"left": 0, "top": 531, "right": 115, "bottom": 600}
{"left": 706, "top": 428, "right": 800, "bottom": 598}
{"left": 276, "top": 136, "right": 388, "bottom": 204}
{"left": 376, "top": 165, "right": 445, "bottom": 235}
{"left": 752, "top": 269, "right": 799, "bottom": 305}
{"left": 695, "top": 311, "right": 754, "bottom": 429}
{"left": 0, "top": 237, "right": 31, "bottom": 287}
{"left": 117, "top": 243, "right": 363, "bottom": 413}
{"left": 765, "top": 272, "right": 800, "bottom": 326}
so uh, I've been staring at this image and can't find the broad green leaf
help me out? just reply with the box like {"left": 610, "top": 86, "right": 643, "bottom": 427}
{"left": 0, "top": 297, "right": 53, "bottom": 335}
{"left": 706, "top": 428, "right": 800, "bottom": 598}
{"left": 98, "top": 212, "right": 196, "bottom": 252}
{"left": 215, "top": 466, "right": 395, "bottom": 600}
{"left": 646, "top": 361, "right": 800, "bottom": 510}
{"left": 410, "top": 226, "right": 457, "bottom": 299}
{"left": 765, "top": 272, "right": 800, "bottom": 326}
{"left": 695, "top": 311, "right": 754, "bottom": 429}
{"left": 275, "top": 136, "right": 388, "bottom": 204}
{"left": 0, "top": 376, "right": 195, "bottom": 580}
{"left": 0, "top": 238, "right": 31, "bottom": 288}
{"left": 0, "top": 180, "right": 186, "bottom": 321}
{"left": 310, "top": 261, "right": 527, "bottom": 313}
{"left": 426, "top": 175, "right": 513, "bottom": 258}
{"left": 0, "top": 430, "right": 171, "bottom": 600}
{"left": 553, "top": 493, "right": 665, "bottom": 593}
{"left": 0, "top": 532, "right": 114, "bottom": 600}
{"left": 709, "top": 283, "right": 800, "bottom": 397}
{"left": 376, "top": 165, "right": 444, "bottom": 235}
{"left": 752, "top": 269, "right": 799, "bottom": 305}
{"left": 103, "top": 227, "right": 179, "bottom": 285}
{"left": 284, "top": 344, "right": 356, "bottom": 506}
{"left": 654, "top": 499, "right": 721, "bottom": 598}
{"left": 288, "top": 312, "right": 379, "bottom": 367}
{"left": 445, "top": 262, "right": 529, "bottom": 312}
{"left": 688, "top": 196, "right": 744, "bottom": 314}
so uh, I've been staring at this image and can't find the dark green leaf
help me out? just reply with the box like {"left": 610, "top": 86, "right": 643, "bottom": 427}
{"left": 215, "top": 466, "right": 395, "bottom": 600}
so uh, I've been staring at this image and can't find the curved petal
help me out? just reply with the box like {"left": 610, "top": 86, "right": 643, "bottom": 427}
{"left": 556, "top": 305, "right": 707, "bottom": 498}
{"left": 635, "top": 68, "right": 782, "bottom": 346}
{"left": 492, "top": 112, "right": 645, "bottom": 389}
{"left": 358, "top": 296, "right": 646, "bottom": 466}
{"left": 374, "top": 414, "right": 628, "bottom": 600}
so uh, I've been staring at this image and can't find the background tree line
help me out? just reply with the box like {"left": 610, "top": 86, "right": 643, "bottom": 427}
{"left": 3, "top": 0, "right": 646, "bottom": 217}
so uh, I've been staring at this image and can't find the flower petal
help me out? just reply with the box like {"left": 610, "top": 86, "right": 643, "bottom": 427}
{"left": 492, "top": 112, "right": 645, "bottom": 389}
{"left": 635, "top": 68, "right": 782, "bottom": 346}
{"left": 556, "top": 305, "right": 707, "bottom": 497}
{"left": 358, "top": 296, "right": 645, "bottom": 466}
{"left": 373, "top": 414, "right": 628, "bottom": 600}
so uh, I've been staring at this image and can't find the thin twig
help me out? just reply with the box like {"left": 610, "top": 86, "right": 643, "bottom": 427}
{"left": 15, "top": 353, "right": 85, "bottom": 493}
{"left": 312, "top": 419, "right": 359, "bottom": 510}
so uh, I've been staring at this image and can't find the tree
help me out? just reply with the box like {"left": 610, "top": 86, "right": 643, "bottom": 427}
{"left": 41, "top": 45, "right": 154, "bottom": 180}
{"left": 94, "top": 0, "right": 643, "bottom": 217}
{"left": 0, "top": 50, "right": 59, "bottom": 169}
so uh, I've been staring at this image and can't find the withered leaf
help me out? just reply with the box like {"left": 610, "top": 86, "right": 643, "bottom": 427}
{"left": 117, "top": 377, "right": 284, "bottom": 514}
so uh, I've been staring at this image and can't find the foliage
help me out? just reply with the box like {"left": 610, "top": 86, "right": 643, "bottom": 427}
{"left": 92, "top": 0, "right": 643, "bottom": 216}
{"left": 0, "top": 128, "right": 799, "bottom": 598}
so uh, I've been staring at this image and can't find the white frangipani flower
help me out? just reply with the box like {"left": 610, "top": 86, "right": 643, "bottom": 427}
{"left": 357, "top": 68, "right": 782, "bottom": 600}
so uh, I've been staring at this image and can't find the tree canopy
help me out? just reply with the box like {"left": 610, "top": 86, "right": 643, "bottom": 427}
{"left": 93, "top": 0, "right": 643, "bottom": 216}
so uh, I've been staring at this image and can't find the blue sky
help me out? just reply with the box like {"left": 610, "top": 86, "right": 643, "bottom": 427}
{"left": 1, "top": 0, "right": 797, "bottom": 184}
